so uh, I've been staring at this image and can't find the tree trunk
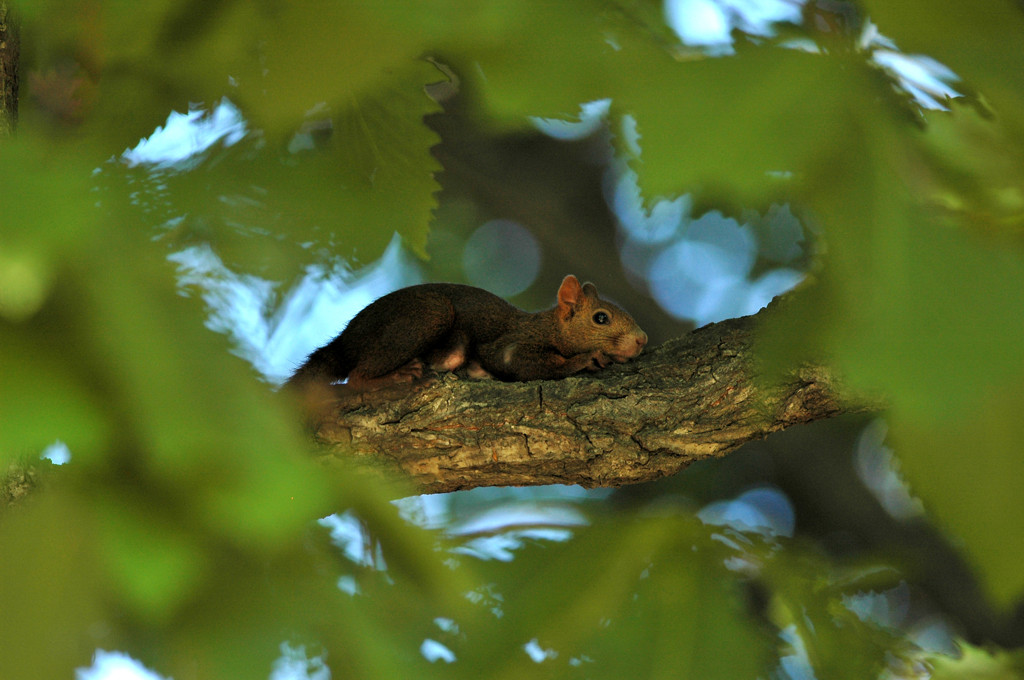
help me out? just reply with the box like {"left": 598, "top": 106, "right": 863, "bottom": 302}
{"left": 0, "top": 1, "right": 17, "bottom": 136}
{"left": 312, "top": 302, "right": 873, "bottom": 494}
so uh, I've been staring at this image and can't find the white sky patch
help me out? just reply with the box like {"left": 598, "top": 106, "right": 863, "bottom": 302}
{"left": 121, "top": 96, "right": 417, "bottom": 384}
{"left": 445, "top": 502, "right": 587, "bottom": 560}
{"left": 76, "top": 651, "right": 167, "bottom": 680}
{"left": 393, "top": 485, "right": 609, "bottom": 532}
{"left": 721, "top": 0, "right": 803, "bottom": 35}
{"left": 524, "top": 639, "right": 559, "bottom": 663}
{"left": 269, "top": 642, "right": 331, "bottom": 680}
{"left": 873, "top": 50, "right": 960, "bottom": 109}
{"left": 41, "top": 440, "right": 71, "bottom": 465}
{"left": 531, "top": 99, "right": 611, "bottom": 140}
{"left": 266, "top": 236, "right": 416, "bottom": 383}
{"left": 645, "top": 210, "right": 804, "bottom": 327}
{"left": 421, "top": 639, "right": 457, "bottom": 663}
{"left": 122, "top": 99, "right": 246, "bottom": 168}
{"left": 666, "top": 0, "right": 731, "bottom": 46}
{"left": 337, "top": 574, "right": 361, "bottom": 596}
{"left": 698, "top": 487, "right": 795, "bottom": 537}
{"left": 447, "top": 504, "right": 588, "bottom": 536}
{"left": 169, "top": 243, "right": 278, "bottom": 371}
{"left": 778, "top": 624, "right": 816, "bottom": 680}
{"left": 661, "top": 1, "right": 960, "bottom": 109}
{"left": 320, "top": 511, "right": 383, "bottom": 568}
{"left": 855, "top": 420, "right": 925, "bottom": 520}
{"left": 665, "top": 0, "right": 803, "bottom": 47}
{"left": 434, "top": 617, "right": 459, "bottom": 634}
{"left": 168, "top": 233, "right": 414, "bottom": 384}
{"left": 452, "top": 529, "right": 575, "bottom": 562}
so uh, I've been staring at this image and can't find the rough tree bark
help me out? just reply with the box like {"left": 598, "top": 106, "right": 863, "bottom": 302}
{"left": 0, "top": 1, "right": 18, "bottom": 136}
{"left": 312, "top": 302, "right": 875, "bottom": 494}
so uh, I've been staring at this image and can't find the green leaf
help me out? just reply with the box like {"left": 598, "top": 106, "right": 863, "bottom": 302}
{"left": 0, "top": 327, "right": 111, "bottom": 463}
{"left": 893, "top": 394, "right": 1024, "bottom": 608}
{"left": 462, "top": 0, "right": 638, "bottom": 125}
{"left": 761, "top": 94, "right": 1024, "bottom": 607}
{"left": 97, "top": 495, "right": 210, "bottom": 624}
{"left": 74, "top": 235, "right": 333, "bottom": 545}
{"left": 464, "top": 515, "right": 773, "bottom": 679}
{"left": 118, "top": 59, "right": 443, "bottom": 270}
{"left": 0, "top": 491, "right": 106, "bottom": 679}
{"left": 617, "top": 46, "right": 860, "bottom": 206}
{"left": 763, "top": 96, "right": 1024, "bottom": 412}
{"left": 763, "top": 551, "right": 911, "bottom": 680}
{"left": 21, "top": 1, "right": 444, "bottom": 147}
{"left": 0, "top": 142, "right": 114, "bottom": 465}
{"left": 915, "top": 106, "right": 1024, "bottom": 233}
{"left": 323, "top": 59, "right": 444, "bottom": 260}
{"left": 0, "top": 137, "right": 101, "bottom": 258}
{"left": 226, "top": 3, "right": 427, "bottom": 132}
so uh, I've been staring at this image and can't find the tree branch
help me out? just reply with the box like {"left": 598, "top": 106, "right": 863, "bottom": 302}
{"left": 312, "top": 305, "right": 874, "bottom": 494}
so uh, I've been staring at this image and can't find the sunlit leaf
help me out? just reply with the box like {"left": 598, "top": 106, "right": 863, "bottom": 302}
{"left": 763, "top": 92, "right": 1024, "bottom": 410}
{"left": 239, "top": 3, "right": 426, "bottom": 132}
{"left": 928, "top": 642, "right": 1024, "bottom": 680}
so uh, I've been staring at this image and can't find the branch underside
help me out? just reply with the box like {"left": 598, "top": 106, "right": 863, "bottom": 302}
{"left": 312, "top": 310, "right": 861, "bottom": 494}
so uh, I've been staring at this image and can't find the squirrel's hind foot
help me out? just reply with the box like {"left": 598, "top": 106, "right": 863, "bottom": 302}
{"left": 346, "top": 359, "right": 424, "bottom": 392}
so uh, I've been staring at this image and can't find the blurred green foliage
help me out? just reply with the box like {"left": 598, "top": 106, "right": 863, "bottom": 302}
{"left": 929, "top": 643, "right": 1024, "bottom": 679}
{"left": 2, "top": 0, "right": 1024, "bottom": 678}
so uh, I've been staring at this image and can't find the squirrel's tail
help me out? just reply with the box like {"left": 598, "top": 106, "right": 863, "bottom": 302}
{"left": 284, "top": 343, "right": 354, "bottom": 389}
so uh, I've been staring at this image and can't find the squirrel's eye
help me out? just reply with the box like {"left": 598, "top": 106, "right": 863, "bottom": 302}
{"left": 593, "top": 311, "right": 610, "bottom": 325}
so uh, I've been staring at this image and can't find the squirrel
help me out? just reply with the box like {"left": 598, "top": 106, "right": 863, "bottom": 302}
{"left": 286, "top": 275, "right": 648, "bottom": 397}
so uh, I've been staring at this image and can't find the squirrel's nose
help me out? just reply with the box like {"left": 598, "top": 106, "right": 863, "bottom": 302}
{"left": 636, "top": 332, "right": 648, "bottom": 349}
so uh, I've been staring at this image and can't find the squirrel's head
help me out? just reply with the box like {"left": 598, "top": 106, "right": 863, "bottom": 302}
{"left": 555, "top": 275, "right": 648, "bottom": 362}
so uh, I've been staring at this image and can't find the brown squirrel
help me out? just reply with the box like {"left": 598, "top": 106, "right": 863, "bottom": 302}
{"left": 286, "top": 275, "right": 647, "bottom": 395}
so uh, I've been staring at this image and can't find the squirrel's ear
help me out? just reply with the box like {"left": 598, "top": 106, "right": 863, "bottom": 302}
{"left": 556, "top": 275, "right": 583, "bottom": 319}
{"left": 557, "top": 275, "right": 583, "bottom": 306}
{"left": 581, "top": 282, "right": 599, "bottom": 298}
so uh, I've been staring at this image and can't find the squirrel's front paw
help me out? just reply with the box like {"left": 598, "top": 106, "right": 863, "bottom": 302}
{"left": 587, "top": 350, "right": 612, "bottom": 370}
